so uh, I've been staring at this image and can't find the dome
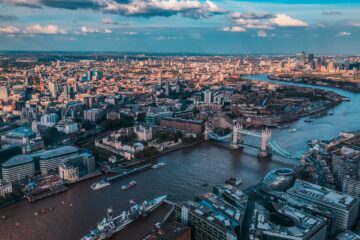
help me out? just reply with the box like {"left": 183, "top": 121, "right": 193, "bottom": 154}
{"left": 261, "top": 168, "right": 295, "bottom": 191}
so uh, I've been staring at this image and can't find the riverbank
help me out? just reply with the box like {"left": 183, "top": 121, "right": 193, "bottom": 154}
{"left": 268, "top": 74, "right": 360, "bottom": 93}
{"left": 120, "top": 139, "right": 205, "bottom": 168}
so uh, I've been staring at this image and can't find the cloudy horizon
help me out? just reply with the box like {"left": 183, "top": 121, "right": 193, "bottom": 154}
{"left": 0, "top": 0, "right": 359, "bottom": 54}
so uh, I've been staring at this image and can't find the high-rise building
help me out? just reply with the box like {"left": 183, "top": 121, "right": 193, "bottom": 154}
{"left": 48, "top": 81, "right": 58, "bottom": 98}
{"left": 287, "top": 180, "right": 360, "bottom": 232}
{"left": 203, "top": 90, "right": 212, "bottom": 104}
{"left": 175, "top": 192, "right": 243, "bottom": 240}
{"left": 0, "top": 85, "right": 9, "bottom": 99}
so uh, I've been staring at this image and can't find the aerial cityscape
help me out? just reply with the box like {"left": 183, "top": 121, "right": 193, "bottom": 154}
{"left": 1, "top": 1, "right": 360, "bottom": 240}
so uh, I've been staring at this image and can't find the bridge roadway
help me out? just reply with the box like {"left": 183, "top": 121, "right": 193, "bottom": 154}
{"left": 207, "top": 130, "right": 301, "bottom": 160}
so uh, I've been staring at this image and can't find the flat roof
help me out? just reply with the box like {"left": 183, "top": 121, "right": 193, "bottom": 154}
{"left": 287, "top": 180, "right": 358, "bottom": 210}
{"left": 39, "top": 146, "right": 79, "bottom": 160}
{"left": 2, "top": 154, "right": 34, "bottom": 168}
{"left": 6, "top": 127, "right": 35, "bottom": 138}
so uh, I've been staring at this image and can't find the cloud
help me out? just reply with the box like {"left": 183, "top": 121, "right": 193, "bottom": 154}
{"left": 0, "top": 25, "right": 20, "bottom": 34}
{"left": 337, "top": 31, "right": 351, "bottom": 37}
{"left": 223, "top": 26, "right": 246, "bottom": 32}
{"left": 257, "top": 30, "right": 267, "bottom": 37}
{"left": 104, "top": 28, "right": 112, "bottom": 33}
{"left": 352, "top": 22, "right": 360, "bottom": 27}
{"left": 226, "top": 12, "right": 307, "bottom": 31}
{"left": 0, "top": 15, "right": 19, "bottom": 21}
{"left": 2, "top": 0, "right": 226, "bottom": 19}
{"left": 102, "top": 17, "right": 117, "bottom": 25}
{"left": 80, "top": 26, "right": 99, "bottom": 33}
{"left": 1, "top": 0, "right": 102, "bottom": 10}
{"left": 24, "top": 24, "right": 67, "bottom": 34}
{"left": 270, "top": 14, "right": 307, "bottom": 27}
{"left": 322, "top": 11, "right": 342, "bottom": 16}
{"left": 123, "top": 31, "right": 137, "bottom": 35}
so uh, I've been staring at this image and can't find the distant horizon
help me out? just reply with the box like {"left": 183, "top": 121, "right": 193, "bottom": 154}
{"left": 0, "top": 1, "right": 359, "bottom": 54}
{"left": 0, "top": 50, "right": 359, "bottom": 57}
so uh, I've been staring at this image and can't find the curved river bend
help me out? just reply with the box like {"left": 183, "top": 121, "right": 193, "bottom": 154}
{"left": 0, "top": 74, "right": 359, "bottom": 240}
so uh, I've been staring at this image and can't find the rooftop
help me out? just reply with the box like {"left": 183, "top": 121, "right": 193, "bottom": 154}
{"left": 39, "top": 146, "right": 79, "bottom": 160}
{"left": 5, "top": 127, "right": 35, "bottom": 138}
{"left": 2, "top": 154, "right": 34, "bottom": 168}
{"left": 287, "top": 180, "right": 358, "bottom": 210}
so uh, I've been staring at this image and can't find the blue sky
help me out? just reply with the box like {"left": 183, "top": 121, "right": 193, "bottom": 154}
{"left": 0, "top": 0, "right": 359, "bottom": 54}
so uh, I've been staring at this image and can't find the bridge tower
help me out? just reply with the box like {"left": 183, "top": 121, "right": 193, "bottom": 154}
{"left": 204, "top": 122, "right": 210, "bottom": 140}
{"left": 258, "top": 128, "right": 272, "bottom": 158}
{"left": 231, "top": 121, "right": 242, "bottom": 149}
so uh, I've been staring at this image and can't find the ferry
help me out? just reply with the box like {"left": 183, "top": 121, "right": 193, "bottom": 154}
{"left": 81, "top": 195, "right": 167, "bottom": 240}
{"left": 90, "top": 180, "right": 111, "bottom": 190}
{"left": 121, "top": 181, "right": 136, "bottom": 190}
{"left": 151, "top": 162, "right": 167, "bottom": 169}
{"left": 225, "top": 177, "right": 243, "bottom": 186}
{"left": 34, "top": 207, "right": 54, "bottom": 216}
{"left": 288, "top": 128, "right": 297, "bottom": 133}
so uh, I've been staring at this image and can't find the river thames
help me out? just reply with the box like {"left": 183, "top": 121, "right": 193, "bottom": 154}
{"left": 1, "top": 74, "right": 359, "bottom": 240}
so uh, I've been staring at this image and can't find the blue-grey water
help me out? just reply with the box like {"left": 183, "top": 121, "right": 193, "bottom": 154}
{"left": 0, "top": 74, "right": 359, "bottom": 240}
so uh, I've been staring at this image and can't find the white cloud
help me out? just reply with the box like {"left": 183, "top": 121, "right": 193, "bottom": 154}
{"left": 24, "top": 24, "right": 67, "bottom": 34}
{"left": 337, "top": 31, "right": 351, "bottom": 37}
{"left": 104, "top": 28, "right": 112, "bottom": 34}
{"left": 123, "top": 31, "right": 137, "bottom": 35}
{"left": 270, "top": 14, "right": 308, "bottom": 27}
{"left": 223, "top": 26, "right": 246, "bottom": 32}
{"left": 0, "top": 26, "right": 20, "bottom": 34}
{"left": 227, "top": 12, "right": 307, "bottom": 31}
{"left": 257, "top": 30, "right": 267, "bottom": 37}
{"left": 102, "top": 17, "right": 116, "bottom": 25}
{"left": 81, "top": 26, "right": 99, "bottom": 34}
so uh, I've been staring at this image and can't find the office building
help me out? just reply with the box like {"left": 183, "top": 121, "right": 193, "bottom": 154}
{"left": 249, "top": 205, "right": 327, "bottom": 240}
{"left": 2, "top": 155, "right": 35, "bottom": 183}
{"left": 48, "top": 81, "right": 58, "bottom": 98}
{"left": 40, "top": 113, "right": 59, "bottom": 127}
{"left": 160, "top": 117, "right": 204, "bottom": 134}
{"left": 0, "top": 85, "right": 9, "bottom": 99}
{"left": 175, "top": 192, "right": 243, "bottom": 240}
{"left": 287, "top": 180, "right": 360, "bottom": 231}
{"left": 38, "top": 146, "right": 80, "bottom": 175}
{"left": 203, "top": 90, "right": 212, "bottom": 104}
{"left": 0, "top": 180, "right": 13, "bottom": 197}
{"left": 58, "top": 152, "right": 95, "bottom": 183}
{"left": 84, "top": 108, "right": 104, "bottom": 122}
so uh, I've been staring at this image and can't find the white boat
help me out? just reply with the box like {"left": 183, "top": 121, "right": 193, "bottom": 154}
{"left": 151, "top": 162, "right": 167, "bottom": 169}
{"left": 121, "top": 181, "right": 136, "bottom": 190}
{"left": 288, "top": 128, "right": 297, "bottom": 132}
{"left": 91, "top": 180, "right": 111, "bottom": 190}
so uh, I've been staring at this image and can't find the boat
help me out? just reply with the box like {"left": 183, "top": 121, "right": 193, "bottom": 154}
{"left": 90, "top": 180, "right": 111, "bottom": 190}
{"left": 80, "top": 195, "right": 167, "bottom": 240}
{"left": 151, "top": 162, "right": 167, "bottom": 169}
{"left": 304, "top": 119, "right": 312, "bottom": 123}
{"left": 288, "top": 128, "right": 297, "bottom": 132}
{"left": 225, "top": 177, "right": 243, "bottom": 186}
{"left": 34, "top": 207, "right": 54, "bottom": 216}
{"left": 121, "top": 181, "right": 136, "bottom": 190}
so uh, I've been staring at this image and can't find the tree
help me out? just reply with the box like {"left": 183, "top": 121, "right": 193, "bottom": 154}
{"left": 83, "top": 120, "right": 93, "bottom": 130}
{"left": 137, "top": 112, "right": 147, "bottom": 122}
{"left": 40, "top": 127, "right": 61, "bottom": 146}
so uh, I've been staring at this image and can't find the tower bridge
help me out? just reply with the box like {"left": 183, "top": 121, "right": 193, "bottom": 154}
{"left": 205, "top": 121, "right": 302, "bottom": 160}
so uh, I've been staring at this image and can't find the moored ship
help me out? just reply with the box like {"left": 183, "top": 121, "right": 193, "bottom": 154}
{"left": 151, "top": 162, "right": 167, "bottom": 169}
{"left": 80, "top": 195, "right": 167, "bottom": 240}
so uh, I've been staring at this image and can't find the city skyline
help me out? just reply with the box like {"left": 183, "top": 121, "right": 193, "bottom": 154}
{"left": 0, "top": 0, "right": 360, "bottom": 54}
